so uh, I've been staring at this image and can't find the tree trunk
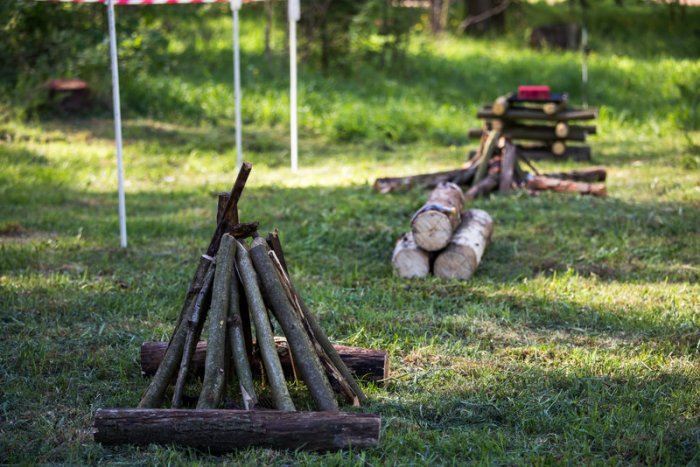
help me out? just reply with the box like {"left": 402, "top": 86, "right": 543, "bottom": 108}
{"left": 411, "top": 182, "right": 465, "bottom": 252}
{"left": 391, "top": 232, "right": 430, "bottom": 278}
{"left": 526, "top": 175, "right": 607, "bottom": 197}
{"left": 433, "top": 209, "right": 494, "bottom": 280}
{"left": 374, "top": 166, "right": 478, "bottom": 193}
{"left": 463, "top": 0, "right": 505, "bottom": 33}
{"left": 141, "top": 340, "right": 389, "bottom": 383}
{"left": 94, "top": 409, "right": 381, "bottom": 452}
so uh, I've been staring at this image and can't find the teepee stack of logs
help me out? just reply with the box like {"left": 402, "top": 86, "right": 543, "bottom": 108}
{"left": 392, "top": 182, "right": 494, "bottom": 280}
{"left": 469, "top": 86, "right": 598, "bottom": 161}
{"left": 93, "top": 163, "right": 383, "bottom": 453}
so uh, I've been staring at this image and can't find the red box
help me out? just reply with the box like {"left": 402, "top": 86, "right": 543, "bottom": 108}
{"left": 518, "top": 85, "right": 550, "bottom": 100}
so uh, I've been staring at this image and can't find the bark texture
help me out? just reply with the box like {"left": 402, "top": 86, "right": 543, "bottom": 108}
{"left": 433, "top": 209, "right": 494, "bottom": 280}
{"left": 94, "top": 408, "right": 381, "bottom": 452}
{"left": 374, "top": 166, "right": 478, "bottom": 193}
{"left": 141, "top": 340, "right": 389, "bottom": 383}
{"left": 391, "top": 232, "right": 430, "bottom": 278}
{"left": 249, "top": 237, "right": 338, "bottom": 412}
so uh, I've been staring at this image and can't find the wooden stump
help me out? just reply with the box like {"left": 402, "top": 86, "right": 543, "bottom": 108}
{"left": 410, "top": 182, "right": 464, "bottom": 252}
{"left": 391, "top": 232, "right": 430, "bottom": 278}
{"left": 433, "top": 209, "right": 494, "bottom": 280}
{"left": 94, "top": 409, "right": 381, "bottom": 452}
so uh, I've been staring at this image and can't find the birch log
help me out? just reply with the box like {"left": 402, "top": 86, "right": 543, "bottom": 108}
{"left": 410, "top": 182, "right": 464, "bottom": 252}
{"left": 433, "top": 209, "right": 494, "bottom": 280}
{"left": 391, "top": 232, "right": 430, "bottom": 278}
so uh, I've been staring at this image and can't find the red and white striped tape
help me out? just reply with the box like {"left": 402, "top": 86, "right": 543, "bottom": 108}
{"left": 41, "top": 0, "right": 262, "bottom": 4}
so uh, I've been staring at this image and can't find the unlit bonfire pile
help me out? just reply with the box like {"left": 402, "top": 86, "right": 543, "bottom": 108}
{"left": 470, "top": 86, "right": 598, "bottom": 161}
{"left": 374, "top": 134, "right": 607, "bottom": 200}
{"left": 94, "top": 163, "right": 384, "bottom": 453}
{"left": 392, "top": 181, "right": 494, "bottom": 280}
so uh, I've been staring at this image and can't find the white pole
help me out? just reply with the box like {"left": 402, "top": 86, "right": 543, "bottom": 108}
{"left": 231, "top": 0, "right": 243, "bottom": 170}
{"left": 107, "top": 0, "right": 127, "bottom": 248}
{"left": 288, "top": 0, "right": 300, "bottom": 173}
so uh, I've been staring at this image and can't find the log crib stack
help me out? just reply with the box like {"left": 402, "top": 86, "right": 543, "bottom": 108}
{"left": 94, "top": 163, "right": 383, "bottom": 453}
{"left": 470, "top": 86, "right": 598, "bottom": 161}
{"left": 392, "top": 182, "right": 494, "bottom": 280}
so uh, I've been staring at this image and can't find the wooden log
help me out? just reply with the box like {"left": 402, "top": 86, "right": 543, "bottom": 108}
{"left": 373, "top": 166, "right": 478, "bottom": 193}
{"left": 141, "top": 340, "right": 389, "bottom": 383}
{"left": 197, "top": 234, "right": 237, "bottom": 409}
{"left": 543, "top": 100, "right": 567, "bottom": 115}
{"left": 249, "top": 237, "right": 338, "bottom": 412}
{"left": 542, "top": 166, "right": 607, "bottom": 182}
{"left": 551, "top": 141, "right": 567, "bottom": 156}
{"left": 94, "top": 408, "right": 381, "bottom": 452}
{"left": 477, "top": 106, "right": 598, "bottom": 121}
{"left": 465, "top": 173, "right": 499, "bottom": 201}
{"left": 227, "top": 252, "right": 257, "bottom": 410}
{"left": 236, "top": 241, "right": 295, "bottom": 411}
{"left": 265, "top": 238, "right": 368, "bottom": 404}
{"left": 391, "top": 232, "right": 430, "bottom": 278}
{"left": 410, "top": 182, "right": 464, "bottom": 252}
{"left": 138, "top": 162, "right": 252, "bottom": 409}
{"left": 472, "top": 130, "right": 501, "bottom": 185}
{"left": 433, "top": 209, "right": 494, "bottom": 280}
{"left": 526, "top": 175, "right": 607, "bottom": 197}
{"left": 554, "top": 121, "right": 569, "bottom": 138}
{"left": 492, "top": 95, "right": 510, "bottom": 116}
{"left": 498, "top": 141, "right": 516, "bottom": 194}
{"left": 172, "top": 263, "right": 215, "bottom": 408}
{"left": 517, "top": 144, "right": 592, "bottom": 161}
{"left": 501, "top": 124, "right": 587, "bottom": 143}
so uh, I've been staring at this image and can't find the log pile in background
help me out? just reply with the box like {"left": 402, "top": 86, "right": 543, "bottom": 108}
{"left": 94, "top": 163, "right": 381, "bottom": 453}
{"left": 392, "top": 182, "right": 494, "bottom": 280}
{"left": 471, "top": 87, "right": 598, "bottom": 161}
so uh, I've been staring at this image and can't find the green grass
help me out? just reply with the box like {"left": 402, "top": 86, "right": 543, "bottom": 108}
{"left": 1, "top": 1, "right": 699, "bottom": 464}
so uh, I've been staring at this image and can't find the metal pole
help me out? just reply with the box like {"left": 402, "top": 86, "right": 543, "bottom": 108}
{"left": 107, "top": 0, "right": 127, "bottom": 248}
{"left": 289, "top": 0, "right": 300, "bottom": 173}
{"left": 231, "top": 0, "right": 243, "bottom": 170}
{"left": 581, "top": 12, "right": 589, "bottom": 109}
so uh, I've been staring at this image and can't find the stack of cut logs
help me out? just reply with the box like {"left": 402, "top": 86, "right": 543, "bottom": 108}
{"left": 469, "top": 87, "right": 598, "bottom": 161}
{"left": 94, "top": 163, "right": 383, "bottom": 453}
{"left": 392, "top": 181, "right": 494, "bottom": 280}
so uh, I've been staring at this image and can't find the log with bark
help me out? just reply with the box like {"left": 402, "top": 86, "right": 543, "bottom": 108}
{"left": 391, "top": 232, "right": 430, "bottom": 278}
{"left": 94, "top": 408, "right": 381, "bottom": 452}
{"left": 141, "top": 340, "right": 389, "bottom": 383}
{"left": 410, "top": 182, "right": 465, "bottom": 252}
{"left": 465, "top": 173, "right": 499, "bottom": 201}
{"left": 542, "top": 166, "right": 606, "bottom": 182}
{"left": 477, "top": 106, "right": 598, "bottom": 121}
{"left": 526, "top": 175, "right": 607, "bottom": 197}
{"left": 249, "top": 236, "right": 339, "bottom": 412}
{"left": 433, "top": 209, "right": 494, "bottom": 280}
{"left": 517, "top": 144, "right": 591, "bottom": 161}
{"left": 138, "top": 162, "right": 253, "bottom": 409}
{"left": 374, "top": 166, "right": 478, "bottom": 194}
{"left": 498, "top": 140, "right": 517, "bottom": 194}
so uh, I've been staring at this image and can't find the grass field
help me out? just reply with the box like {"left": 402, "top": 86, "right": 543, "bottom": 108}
{"left": 1, "top": 1, "right": 699, "bottom": 464}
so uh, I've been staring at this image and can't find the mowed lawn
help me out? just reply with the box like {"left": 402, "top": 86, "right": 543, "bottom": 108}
{"left": 1, "top": 2, "right": 699, "bottom": 464}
